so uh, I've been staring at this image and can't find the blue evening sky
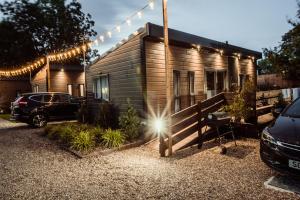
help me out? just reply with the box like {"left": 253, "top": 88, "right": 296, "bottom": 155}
{"left": 0, "top": 0, "right": 298, "bottom": 55}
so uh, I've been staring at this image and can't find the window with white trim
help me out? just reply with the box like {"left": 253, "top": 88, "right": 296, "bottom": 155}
{"left": 79, "top": 84, "right": 84, "bottom": 97}
{"left": 93, "top": 75, "right": 109, "bottom": 101}
{"left": 188, "top": 71, "right": 195, "bottom": 106}
{"left": 33, "top": 85, "right": 39, "bottom": 93}
{"left": 67, "top": 84, "right": 73, "bottom": 95}
{"left": 173, "top": 70, "right": 181, "bottom": 113}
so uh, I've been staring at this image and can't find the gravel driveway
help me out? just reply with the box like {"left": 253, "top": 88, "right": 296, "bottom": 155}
{"left": 0, "top": 127, "right": 299, "bottom": 200}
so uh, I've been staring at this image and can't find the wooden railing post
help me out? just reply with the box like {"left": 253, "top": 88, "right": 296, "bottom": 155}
{"left": 159, "top": 135, "right": 166, "bottom": 157}
{"left": 197, "top": 101, "right": 203, "bottom": 149}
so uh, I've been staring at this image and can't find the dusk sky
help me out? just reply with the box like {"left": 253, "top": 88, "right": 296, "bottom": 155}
{"left": 0, "top": 0, "right": 299, "bottom": 55}
{"left": 76, "top": 0, "right": 298, "bottom": 55}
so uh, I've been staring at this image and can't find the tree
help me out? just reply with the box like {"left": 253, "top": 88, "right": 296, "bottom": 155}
{"left": 262, "top": 1, "right": 300, "bottom": 80}
{"left": 0, "top": 0, "right": 97, "bottom": 69}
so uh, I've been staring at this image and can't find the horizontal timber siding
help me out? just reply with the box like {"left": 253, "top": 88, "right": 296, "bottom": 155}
{"left": 86, "top": 33, "right": 144, "bottom": 118}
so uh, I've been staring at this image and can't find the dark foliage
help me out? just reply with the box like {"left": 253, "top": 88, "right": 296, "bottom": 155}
{"left": 0, "top": 0, "right": 98, "bottom": 68}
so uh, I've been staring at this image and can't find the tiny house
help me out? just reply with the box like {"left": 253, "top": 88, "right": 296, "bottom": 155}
{"left": 31, "top": 64, "right": 85, "bottom": 97}
{"left": 86, "top": 23, "right": 261, "bottom": 118}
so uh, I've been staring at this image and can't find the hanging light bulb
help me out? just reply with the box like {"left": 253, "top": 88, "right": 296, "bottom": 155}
{"left": 107, "top": 31, "right": 112, "bottom": 38}
{"left": 94, "top": 39, "right": 99, "bottom": 46}
{"left": 137, "top": 11, "right": 142, "bottom": 19}
{"left": 116, "top": 26, "right": 121, "bottom": 33}
{"left": 126, "top": 19, "right": 131, "bottom": 26}
{"left": 149, "top": 0, "right": 155, "bottom": 9}
{"left": 100, "top": 35, "right": 104, "bottom": 42}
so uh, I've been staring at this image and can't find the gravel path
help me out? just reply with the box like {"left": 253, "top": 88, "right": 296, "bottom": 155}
{"left": 0, "top": 127, "right": 299, "bottom": 200}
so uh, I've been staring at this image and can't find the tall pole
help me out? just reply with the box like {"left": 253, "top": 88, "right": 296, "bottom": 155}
{"left": 162, "top": 0, "right": 172, "bottom": 157}
{"left": 46, "top": 56, "right": 51, "bottom": 92}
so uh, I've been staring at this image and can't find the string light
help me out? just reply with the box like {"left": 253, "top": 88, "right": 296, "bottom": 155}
{"left": 137, "top": 11, "right": 142, "bottom": 19}
{"left": 0, "top": 0, "right": 157, "bottom": 77}
{"left": 126, "top": 19, "right": 131, "bottom": 26}
{"left": 107, "top": 31, "right": 112, "bottom": 38}
{"left": 116, "top": 26, "right": 121, "bottom": 33}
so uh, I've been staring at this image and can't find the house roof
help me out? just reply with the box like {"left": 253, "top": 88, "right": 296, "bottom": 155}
{"left": 90, "top": 22, "right": 262, "bottom": 67}
{"left": 145, "top": 23, "right": 262, "bottom": 58}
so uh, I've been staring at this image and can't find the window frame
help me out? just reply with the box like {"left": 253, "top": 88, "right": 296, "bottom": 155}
{"left": 188, "top": 71, "right": 196, "bottom": 106}
{"left": 173, "top": 70, "right": 181, "bottom": 113}
{"left": 93, "top": 74, "right": 110, "bottom": 101}
{"left": 78, "top": 84, "right": 85, "bottom": 97}
{"left": 67, "top": 84, "right": 73, "bottom": 96}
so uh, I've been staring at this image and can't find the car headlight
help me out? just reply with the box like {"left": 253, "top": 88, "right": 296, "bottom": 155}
{"left": 261, "top": 128, "right": 277, "bottom": 145}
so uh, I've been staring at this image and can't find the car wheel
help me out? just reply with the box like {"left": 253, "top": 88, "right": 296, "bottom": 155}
{"left": 32, "top": 114, "right": 47, "bottom": 128}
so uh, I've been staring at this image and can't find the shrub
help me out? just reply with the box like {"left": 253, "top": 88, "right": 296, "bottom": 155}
{"left": 119, "top": 100, "right": 141, "bottom": 140}
{"left": 95, "top": 102, "right": 119, "bottom": 129}
{"left": 101, "top": 129, "right": 125, "bottom": 148}
{"left": 71, "top": 131, "right": 95, "bottom": 152}
{"left": 60, "top": 125, "right": 76, "bottom": 145}
{"left": 89, "top": 127, "right": 104, "bottom": 144}
{"left": 224, "top": 94, "right": 251, "bottom": 123}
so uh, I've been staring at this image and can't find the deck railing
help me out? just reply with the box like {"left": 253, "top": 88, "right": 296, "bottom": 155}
{"left": 160, "top": 92, "right": 234, "bottom": 156}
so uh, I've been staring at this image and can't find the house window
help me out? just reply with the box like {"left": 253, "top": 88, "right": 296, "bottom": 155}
{"left": 188, "top": 71, "right": 195, "bottom": 106}
{"left": 79, "top": 84, "right": 84, "bottom": 97}
{"left": 173, "top": 70, "right": 181, "bottom": 113}
{"left": 67, "top": 84, "right": 73, "bottom": 95}
{"left": 205, "top": 70, "right": 227, "bottom": 99}
{"left": 93, "top": 75, "right": 109, "bottom": 101}
{"left": 33, "top": 85, "right": 39, "bottom": 93}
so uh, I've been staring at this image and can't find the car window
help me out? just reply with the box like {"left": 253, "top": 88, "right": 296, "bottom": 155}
{"left": 30, "top": 95, "right": 42, "bottom": 102}
{"left": 60, "top": 94, "right": 70, "bottom": 103}
{"left": 43, "top": 94, "right": 60, "bottom": 103}
{"left": 283, "top": 98, "right": 300, "bottom": 118}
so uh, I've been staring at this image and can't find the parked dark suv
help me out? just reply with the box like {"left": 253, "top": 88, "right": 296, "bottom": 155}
{"left": 11, "top": 92, "right": 81, "bottom": 127}
{"left": 260, "top": 98, "right": 300, "bottom": 176}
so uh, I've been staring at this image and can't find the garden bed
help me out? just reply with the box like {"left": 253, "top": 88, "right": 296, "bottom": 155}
{"left": 43, "top": 122, "right": 144, "bottom": 158}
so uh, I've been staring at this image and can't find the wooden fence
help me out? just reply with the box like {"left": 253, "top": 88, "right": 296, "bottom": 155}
{"left": 160, "top": 92, "right": 233, "bottom": 156}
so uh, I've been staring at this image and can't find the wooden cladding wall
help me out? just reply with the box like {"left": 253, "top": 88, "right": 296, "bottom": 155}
{"left": 0, "top": 80, "right": 31, "bottom": 111}
{"left": 86, "top": 33, "right": 144, "bottom": 115}
{"left": 145, "top": 40, "right": 229, "bottom": 113}
{"left": 31, "top": 66, "right": 84, "bottom": 96}
{"left": 50, "top": 70, "right": 84, "bottom": 96}
{"left": 31, "top": 66, "right": 47, "bottom": 92}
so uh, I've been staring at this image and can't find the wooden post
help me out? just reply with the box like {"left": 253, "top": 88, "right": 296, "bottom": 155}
{"left": 46, "top": 56, "right": 51, "bottom": 92}
{"left": 197, "top": 101, "right": 203, "bottom": 149}
{"left": 162, "top": 0, "right": 172, "bottom": 157}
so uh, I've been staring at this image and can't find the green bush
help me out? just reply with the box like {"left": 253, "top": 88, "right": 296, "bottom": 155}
{"left": 101, "top": 129, "right": 125, "bottom": 148}
{"left": 71, "top": 131, "right": 95, "bottom": 152}
{"left": 89, "top": 127, "right": 104, "bottom": 144}
{"left": 119, "top": 100, "right": 141, "bottom": 140}
{"left": 60, "top": 125, "right": 76, "bottom": 145}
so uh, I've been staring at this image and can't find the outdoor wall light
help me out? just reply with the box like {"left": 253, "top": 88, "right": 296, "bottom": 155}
{"left": 154, "top": 118, "right": 165, "bottom": 134}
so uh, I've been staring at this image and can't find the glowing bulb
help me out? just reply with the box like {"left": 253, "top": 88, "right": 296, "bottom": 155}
{"left": 100, "top": 35, "right": 104, "bottom": 42}
{"left": 107, "top": 31, "right": 112, "bottom": 38}
{"left": 137, "top": 11, "right": 142, "bottom": 19}
{"left": 154, "top": 118, "right": 164, "bottom": 134}
{"left": 149, "top": 0, "right": 154, "bottom": 9}
{"left": 126, "top": 19, "right": 131, "bottom": 26}
{"left": 116, "top": 26, "right": 121, "bottom": 33}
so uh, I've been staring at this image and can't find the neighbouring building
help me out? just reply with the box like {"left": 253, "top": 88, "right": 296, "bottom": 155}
{"left": 31, "top": 64, "right": 85, "bottom": 97}
{"left": 257, "top": 73, "right": 300, "bottom": 90}
{"left": 0, "top": 77, "right": 31, "bottom": 112}
{"left": 86, "top": 23, "right": 262, "bottom": 118}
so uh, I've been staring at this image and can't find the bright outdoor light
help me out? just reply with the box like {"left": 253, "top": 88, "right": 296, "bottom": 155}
{"left": 154, "top": 118, "right": 163, "bottom": 133}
